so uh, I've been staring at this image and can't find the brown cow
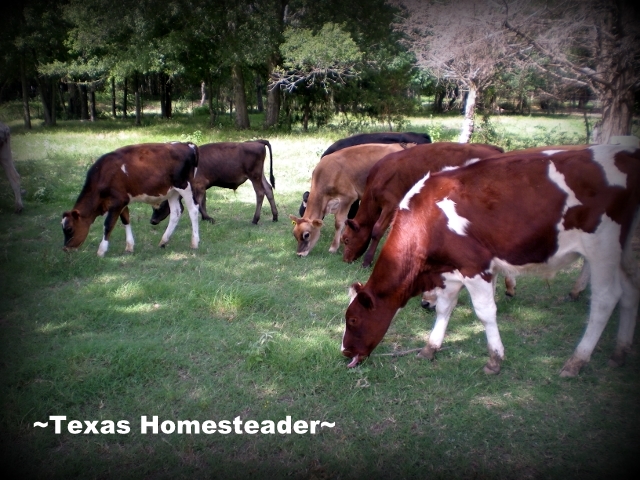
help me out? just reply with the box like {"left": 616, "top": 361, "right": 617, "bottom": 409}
{"left": 289, "top": 143, "right": 410, "bottom": 256}
{"left": 342, "top": 145, "right": 640, "bottom": 377}
{"left": 0, "top": 122, "right": 23, "bottom": 213}
{"left": 341, "top": 142, "right": 504, "bottom": 268}
{"left": 62, "top": 142, "right": 200, "bottom": 257}
{"left": 150, "top": 140, "right": 277, "bottom": 225}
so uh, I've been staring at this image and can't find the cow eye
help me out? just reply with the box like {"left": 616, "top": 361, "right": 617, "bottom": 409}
{"left": 348, "top": 317, "right": 357, "bottom": 326}
{"left": 343, "top": 237, "right": 349, "bottom": 245}
{"left": 302, "top": 232, "right": 310, "bottom": 241}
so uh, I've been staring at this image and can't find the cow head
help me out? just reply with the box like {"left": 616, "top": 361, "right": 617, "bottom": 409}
{"left": 61, "top": 210, "right": 91, "bottom": 251}
{"left": 341, "top": 219, "right": 370, "bottom": 264}
{"left": 341, "top": 282, "right": 398, "bottom": 367}
{"left": 289, "top": 214, "right": 323, "bottom": 256}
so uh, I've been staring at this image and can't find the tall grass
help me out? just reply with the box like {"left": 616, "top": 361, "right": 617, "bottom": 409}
{"left": 0, "top": 113, "right": 638, "bottom": 479}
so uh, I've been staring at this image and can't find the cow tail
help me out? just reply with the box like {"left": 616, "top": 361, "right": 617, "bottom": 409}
{"left": 255, "top": 139, "right": 274, "bottom": 189}
{"left": 267, "top": 141, "right": 275, "bottom": 189}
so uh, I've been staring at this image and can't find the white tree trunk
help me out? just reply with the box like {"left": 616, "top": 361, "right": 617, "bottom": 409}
{"left": 458, "top": 85, "right": 477, "bottom": 143}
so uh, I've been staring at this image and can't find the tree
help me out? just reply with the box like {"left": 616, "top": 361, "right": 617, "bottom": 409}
{"left": 503, "top": 0, "right": 640, "bottom": 143}
{"left": 395, "top": 0, "right": 511, "bottom": 142}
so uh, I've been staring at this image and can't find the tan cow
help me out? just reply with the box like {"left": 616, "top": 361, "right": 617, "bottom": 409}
{"left": 0, "top": 122, "right": 23, "bottom": 213}
{"left": 289, "top": 143, "right": 411, "bottom": 256}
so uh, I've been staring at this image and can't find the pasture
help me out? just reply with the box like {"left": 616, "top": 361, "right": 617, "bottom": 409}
{"left": 0, "top": 113, "right": 638, "bottom": 479}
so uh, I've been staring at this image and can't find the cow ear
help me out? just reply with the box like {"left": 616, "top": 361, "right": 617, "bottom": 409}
{"left": 346, "top": 219, "right": 359, "bottom": 232}
{"left": 348, "top": 282, "right": 364, "bottom": 301}
{"left": 311, "top": 219, "right": 323, "bottom": 228}
{"left": 72, "top": 209, "right": 81, "bottom": 220}
{"left": 289, "top": 214, "right": 301, "bottom": 225}
{"left": 357, "top": 290, "right": 374, "bottom": 310}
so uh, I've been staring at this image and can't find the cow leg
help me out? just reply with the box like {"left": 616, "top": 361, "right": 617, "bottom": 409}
{"left": 417, "top": 277, "right": 464, "bottom": 360}
{"left": 504, "top": 275, "right": 516, "bottom": 297}
{"left": 120, "top": 206, "right": 134, "bottom": 253}
{"left": 175, "top": 184, "right": 200, "bottom": 249}
{"left": 362, "top": 207, "right": 395, "bottom": 268}
{"left": 194, "top": 187, "right": 214, "bottom": 223}
{"left": 609, "top": 267, "right": 639, "bottom": 367}
{"left": 97, "top": 206, "right": 125, "bottom": 257}
{"left": 261, "top": 175, "right": 278, "bottom": 222}
{"left": 466, "top": 275, "right": 503, "bottom": 374}
{"left": 249, "top": 178, "right": 266, "bottom": 224}
{"left": 560, "top": 260, "right": 622, "bottom": 377}
{"left": 329, "top": 198, "right": 354, "bottom": 253}
{"left": 158, "top": 191, "right": 182, "bottom": 248}
{"left": 569, "top": 260, "right": 590, "bottom": 300}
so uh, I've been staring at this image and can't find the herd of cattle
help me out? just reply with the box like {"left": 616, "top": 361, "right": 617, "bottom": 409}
{"left": 2, "top": 122, "right": 638, "bottom": 378}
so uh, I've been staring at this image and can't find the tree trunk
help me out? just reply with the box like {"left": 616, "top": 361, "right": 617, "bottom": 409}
{"left": 591, "top": 72, "right": 635, "bottom": 144}
{"left": 123, "top": 78, "right": 128, "bottom": 118}
{"left": 232, "top": 64, "right": 250, "bottom": 129}
{"left": 458, "top": 84, "right": 477, "bottom": 143}
{"left": 111, "top": 77, "right": 117, "bottom": 118}
{"left": 200, "top": 81, "right": 206, "bottom": 107}
{"left": 50, "top": 77, "right": 57, "bottom": 126}
{"left": 160, "top": 74, "right": 166, "bottom": 118}
{"left": 165, "top": 77, "right": 172, "bottom": 119}
{"left": 256, "top": 76, "right": 264, "bottom": 113}
{"left": 20, "top": 57, "right": 31, "bottom": 130}
{"left": 265, "top": 55, "right": 280, "bottom": 127}
{"left": 38, "top": 76, "right": 53, "bottom": 125}
{"left": 90, "top": 86, "right": 96, "bottom": 121}
{"left": 135, "top": 73, "right": 141, "bottom": 126}
{"left": 80, "top": 84, "right": 89, "bottom": 121}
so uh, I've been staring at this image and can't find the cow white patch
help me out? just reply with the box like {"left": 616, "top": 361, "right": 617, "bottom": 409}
{"left": 129, "top": 189, "right": 173, "bottom": 205}
{"left": 542, "top": 149, "right": 566, "bottom": 156}
{"left": 121, "top": 164, "right": 128, "bottom": 175}
{"left": 590, "top": 144, "right": 630, "bottom": 187}
{"left": 463, "top": 157, "right": 481, "bottom": 166}
{"left": 548, "top": 162, "right": 582, "bottom": 224}
{"left": 436, "top": 197, "right": 469, "bottom": 236}
{"left": 399, "top": 173, "right": 430, "bottom": 210}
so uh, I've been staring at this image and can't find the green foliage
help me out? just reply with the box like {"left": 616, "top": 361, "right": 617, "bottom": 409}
{"left": 280, "top": 23, "right": 362, "bottom": 73}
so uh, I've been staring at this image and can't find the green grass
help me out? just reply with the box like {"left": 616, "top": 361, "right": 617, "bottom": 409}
{"left": 1, "top": 113, "right": 639, "bottom": 479}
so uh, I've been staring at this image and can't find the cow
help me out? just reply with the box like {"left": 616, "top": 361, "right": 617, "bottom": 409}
{"left": 0, "top": 122, "right": 23, "bottom": 213}
{"left": 62, "top": 142, "right": 200, "bottom": 257}
{"left": 341, "top": 142, "right": 504, "bottom": 268}
{"left": 298, "top": 131, "right": 432, "bottom": 217}
{"left": 150, "top": 140, "right": 277, "bottom": 225}
{"left": 341, "top": 145, "right": 640, "bottom": 378}
{"left": 289, "top": 143, "right": 411, "bottom": 257}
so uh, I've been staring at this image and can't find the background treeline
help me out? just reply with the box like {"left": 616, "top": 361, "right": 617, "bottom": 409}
{"left": 1, "top": 0, "right": 638, "bottom": 140}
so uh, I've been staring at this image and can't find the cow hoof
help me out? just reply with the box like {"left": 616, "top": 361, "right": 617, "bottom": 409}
{"left": 416, "top": 346, "right": 436, "bottom": 360}
{"left": 504, "top": 290, "right": 514, "bottom": 298}
{"left": 608, "top": 348, "right": 626, "bottom": 368}
{"left": 483, "top": 363, "right": 501, "bottom": 375}
{"left": 559, "top": 356, "right": 586, "bottom": 377}
{"left": 567, "top": 292, "right": 580, "bottom": 302}
{"left": 272, "top": 216, "right": 278, "bottom": 222}
{"left": 204, "top": 217, "right": 216, "bottom": 224}
{"left": 159, "top": 243, "right": 167, "bottom": 249}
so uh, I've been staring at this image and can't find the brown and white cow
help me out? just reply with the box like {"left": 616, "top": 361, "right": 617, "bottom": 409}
{"left": 150, "top": 140, "right": 277, "bottom": 225}
{"left": 0, "top": 122, "right": 23, "bottom": 213}
{"left": 341, "top": 142, "right": 504, "bottom": 268}
{"left": 342, "top": 145, "right": 640, "bottom": 377}
{"left": 289, "top": 143, "right": 411, "bottom": 256}
{"left": 62, "top": 142, "right": 200, "bottom": 257}
{"left": 298, "top": 132, "right": 433, "bottom": 217}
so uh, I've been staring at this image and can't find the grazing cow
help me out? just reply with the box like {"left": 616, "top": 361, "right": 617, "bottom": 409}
{"left": 290, "top": 143, "right": 411, "bottom": 256}
{"left": 0, "top": 122, "right": 23, "bottom": 213}
{"left": 150, "top": 140, "right": 277, "bottom": 225}
{"left": 62, "top": 142, "right": 200, "bottom": 257}
{"left": 342, "top": 145, "right": 640, "bottom": 377}
{"left": 299, "top": 131, "right": 432, "bottom": 217}
{"left": 341, "top": 142, "right": 504, "bottom": 268}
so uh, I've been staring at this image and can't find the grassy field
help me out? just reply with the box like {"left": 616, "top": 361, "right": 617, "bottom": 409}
{"left": 1, "top": 112, "right": 639, "bottom": 479}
